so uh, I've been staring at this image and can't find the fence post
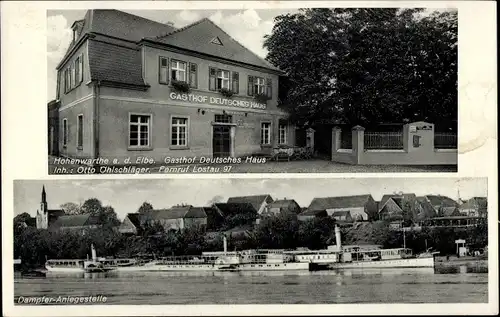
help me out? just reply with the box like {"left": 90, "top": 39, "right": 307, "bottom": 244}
{"left": 351, "top": 125, "right": 365, "bottom": 164}
{"left": 332, "top": 127, "right": 341, "bottom": 156}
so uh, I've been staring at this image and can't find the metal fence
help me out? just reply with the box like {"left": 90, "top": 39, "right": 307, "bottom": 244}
{"left": 340, "top": 130, "right": 352, "bottom": 149}
{"left": 434, "top": 133, "right": 457, "bottom": 149}
{"left": 364, "top": 132, "right": 404, "bottom": 149}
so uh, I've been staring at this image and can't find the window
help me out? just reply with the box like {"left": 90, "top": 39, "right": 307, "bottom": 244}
{"left": 171, "top": 117, "right": 188, "bottom": 147}
{"left": 248, "top": 76, "right": 270, "bottom": 96}
{"left": 278, "top": 123, "right": 287, "bottom": 144}
{"left": 255, "top": 77, "right": 265, "bottom": 94}
{"left": 189, "top": 63, "right": 198, "bottom": 88}
{"left": 214, "top": 114, "right": 232, "bottom": 123}
{"left": 129, "top": 114, "right": 151, "bottom": 147}
{"left": 62, "top": 119, "right": 68, "bottom": 147}
{"left": 65, "top": 68, "right": 71, "bottom": 93}
{"left": 71, "top": 65, "right": 75, "bottom": 89}
{"left": 232, "top": 72, "right": 239, "bottom": 94}
{"left": 77, "top": 115, "right": 83, "bottom": 149}
{"left": 261, "top": 122, "right": 271, "bottom": 145}
{"left": 217, "top": 69, "right": 230, "bottom": 90}
{"left": 171, "top": 60, "right": 187, "bottom": 82}
{"left": 209, "top": 67, "right": 230, "bottom": 91}
{"left": 159, "top": 57, "right": 168, "bottom": 84}
{"left": 74, "top": 55, "right": 83, "bottom": 86}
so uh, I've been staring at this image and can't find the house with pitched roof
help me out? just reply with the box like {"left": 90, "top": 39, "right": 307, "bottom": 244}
{"left": 119, "top": 205, "right": 207, "bottom": 234}
{"left": 297, "top": 209, "right": 328, "bottom": 221}
{"left": 421, "top": 195, "right": 460, "bottom": 217}
{"left": 263, "top": 199, "right": 302, "bottom": 217}
{"left": 459, "top": 197, "right": 487, "bottom": 217}
{"left": 56, "top": 10, "right": 292, "bottom": 163}
{"left": 306, "top": 195, "right": 377, "bottom": 221}
{"left": 226, "top": 194, "right": 273, "bottom": 215}
{"left": 378, "top": 193, "right": 419, "bottom": 221}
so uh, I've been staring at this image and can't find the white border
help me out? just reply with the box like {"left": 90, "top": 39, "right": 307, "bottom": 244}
{"left": 1, "top": 0, "right": 498, "bottom": 316}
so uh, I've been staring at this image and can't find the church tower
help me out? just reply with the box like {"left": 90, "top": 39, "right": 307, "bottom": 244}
{"left": 36, "top": 185, "right": 49, "bottom": 229}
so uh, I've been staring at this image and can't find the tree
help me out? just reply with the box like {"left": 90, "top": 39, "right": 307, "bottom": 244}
{"left": 14, "top": 212, "right": 32, "bottom": 225}
{"left": 138, "top": 202, "right": 153, "bottom": 214}
{"left": 264, "top": 8, "right": 457, "bottom": 129}
{"left": 80, "top": 198, "right": 103, "bottom": 216}
{"left": 60, "top": 202, "right": 80, "bottom": 215}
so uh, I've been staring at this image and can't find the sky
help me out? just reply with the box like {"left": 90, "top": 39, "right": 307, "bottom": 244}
{"left": 46, "top": 8, "right": 298, "bottom": 101}
{"left": 14, "top": 178, "right": 487, "bottom": 220}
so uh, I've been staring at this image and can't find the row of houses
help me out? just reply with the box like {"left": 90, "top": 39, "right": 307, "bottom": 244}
{"left": 23, "top": 187, "right": 487, "bottom": 234}
{"left": 117, "top": 193, "right": 488, "bottom": 235}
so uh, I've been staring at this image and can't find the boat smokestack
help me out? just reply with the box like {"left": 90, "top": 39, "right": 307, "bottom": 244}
{"left": 91, "top": 244, "right": 97, "bottom": 261}
{"left": 223, "top": 235, "right": 228, "bottom": 252}
{"left": 335, "top": 225, "right": 342, "bottom": 251}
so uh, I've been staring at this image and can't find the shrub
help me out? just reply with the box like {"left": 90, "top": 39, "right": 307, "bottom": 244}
{"left": 171, "top": 80, "right": 190, "bottom": 93}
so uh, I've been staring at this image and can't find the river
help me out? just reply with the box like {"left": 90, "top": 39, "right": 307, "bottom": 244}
{"left": 14, "top": 267, "right": 487, "bottom": 305}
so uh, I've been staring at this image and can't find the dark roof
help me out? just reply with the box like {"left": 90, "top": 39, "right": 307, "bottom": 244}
{"left": 331, "top": 211, "right": 351, "bottom": 217}
{"left": 148, "top": 18, "right": 281, "bottom": 72}
{"left": 267, "top": 199, "right": 298, "bottom": 209}
{"left": 441, "top": 206, "right": 459, "bottom": 216}
{"left": 47, "top": 209, "right": 65, "bottom": 216}
{"left": 307, "top": 195, "right": 372, "bottom": 211}
{"left": 88, "top": 40, "right": 147, "bottom": 88}
{"left": 226, "top": 195, "right": 272, "bottom": 213}
{"left": 51, "top": 214, "right": 98, "bottom": 228}
{"left": 298, "top": 209, "right": 326, "bottom": 217}
{"left": 213, "top": 202, "right": 257, "bottom": 216}
{"left": 126, "top": 213, "right": 142, "bottom": 228}
{"left": 144, "top": 206, "right": 207, "bottom": 220}
{"left": 58, "top": 10, "right": 176, "bottom": 69}
{"left": 415, "top": 197, "right": 437, "bottom": 220}
{"left": 425, "top": 195, "right": 459, "bottom": 208}
{"left": 379, "top": 193, "right": 417, "bottom": 211}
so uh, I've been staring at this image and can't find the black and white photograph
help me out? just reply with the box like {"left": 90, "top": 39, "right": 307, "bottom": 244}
{"left": 13, "top": 178, "right": 488, "bottom": 305}
{"left": 47, "top": 7, "right": 458, "bottom": 174}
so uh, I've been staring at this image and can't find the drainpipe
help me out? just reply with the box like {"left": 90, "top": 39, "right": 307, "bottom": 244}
{"left": 93, "top": 81, "right": 100, "bottom": 174}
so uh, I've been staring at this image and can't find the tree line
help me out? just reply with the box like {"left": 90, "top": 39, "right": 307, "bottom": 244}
{"left": 14, "top": 212, "right": 487, "bottom": 269}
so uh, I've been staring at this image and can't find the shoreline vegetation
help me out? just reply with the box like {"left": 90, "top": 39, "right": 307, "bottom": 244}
{"left": 14, "top": 215, "right": 488, "bottom": 271}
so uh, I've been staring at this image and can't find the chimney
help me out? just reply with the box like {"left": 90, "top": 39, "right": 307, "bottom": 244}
{"left": 335, "top": 225, "right": 342, "bottom": 251}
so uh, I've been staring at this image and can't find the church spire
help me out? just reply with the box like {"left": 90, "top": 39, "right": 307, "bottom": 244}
{"left": 41, "top": 185, "right": 47, "bottom": 203}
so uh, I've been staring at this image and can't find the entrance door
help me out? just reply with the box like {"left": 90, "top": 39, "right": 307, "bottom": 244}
{"left": 213, "top": 125, "right": 231, "bottom": 157}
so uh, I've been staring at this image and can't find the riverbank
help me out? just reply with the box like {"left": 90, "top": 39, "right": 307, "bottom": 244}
{"left": 434, "top": 255, "right": 488, "bottom": 269}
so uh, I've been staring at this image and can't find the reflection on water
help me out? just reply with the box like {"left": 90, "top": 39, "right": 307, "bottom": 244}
{"left": 15, "top": 266, "right": 488, "bottom": 304}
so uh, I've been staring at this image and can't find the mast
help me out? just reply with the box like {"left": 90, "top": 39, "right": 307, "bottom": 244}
{"left": 403, "top": 227, "right": 406, "bottom": 249}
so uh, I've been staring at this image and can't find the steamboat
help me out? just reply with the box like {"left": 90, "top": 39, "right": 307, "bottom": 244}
{"left": 45, "top": 226, "right": 435, "bottom": 273}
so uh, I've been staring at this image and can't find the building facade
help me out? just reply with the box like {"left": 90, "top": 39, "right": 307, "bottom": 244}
{"left": 56, "top": 10, "right": 293, "bottom": 163}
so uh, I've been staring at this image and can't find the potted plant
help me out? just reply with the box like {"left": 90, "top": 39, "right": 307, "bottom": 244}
{"left": 254, "top": 92, "right": 269, "bottom": 104}
{"left": 171, "top": 79, "right": 190, "bottom": 93}
{"left": 219, "top": 88, "right": 234, "bottom": 98}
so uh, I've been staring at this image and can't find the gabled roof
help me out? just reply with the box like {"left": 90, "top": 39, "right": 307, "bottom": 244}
{"left": 461, "top": 197, "right": 488, "bottom": 209}
{"left": 213, "top": 202, "right": 257, "bottom": 216}
{"left": 415, "top": 197, "right": 437, "bottom": 220}
{"left": 441, "top": 206, "right": 460, "bottom": 216}
{"left": 307, "top": 195, "right": 372, "bottom": 212}
{"left": 51, "top": 214, "right": 99, "bottom": 228}
{"left": 226, "top": 195, "right": 273, "bottom": 213}
{"left": 425, "top": 195, "right": 459, "bottom": 208}
{"left": 378, "top": 193, "right": 417, "bottom": 211}
{"left": 125, "top": 213, "right": 142, "bottom": 228}
{"left": 147, "top": 18, "right": 281, "bottom": 72}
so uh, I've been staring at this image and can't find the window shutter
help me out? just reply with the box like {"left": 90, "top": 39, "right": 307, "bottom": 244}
{"left": 266, "top": 78, "right": 272, "bottom": 98}
{"left": 79, "top": 53, "right": 84, "bottom": 83}
{"left": 159, "top": 57, "right": 168, "bottom": 84}
{"left": 248, "top": 75, "right": 254, "bottom": 96}
{"left": 189, "top": 63, "right": 198, "bottom": 88}
{"left": 209, "top": 67, "right": 216, "bottom": 91}
{"left": 232, "top": 72, "right": 239, "bottom": 94}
